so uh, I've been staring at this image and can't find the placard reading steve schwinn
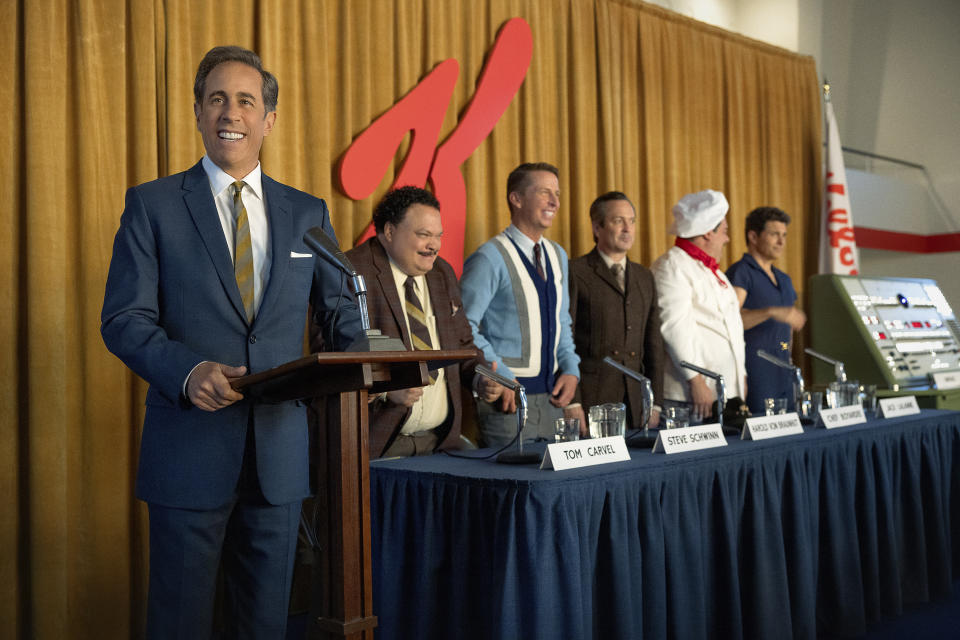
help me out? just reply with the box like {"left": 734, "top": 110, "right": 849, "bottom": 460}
{"left": 652, "top": 424, "right": 728, "bottom": 454}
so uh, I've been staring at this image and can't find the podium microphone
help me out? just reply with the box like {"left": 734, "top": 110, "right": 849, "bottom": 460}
{"left": 475, "top": 365, "right": 540, "bottom": 464}
{"left": 303, "top": 227, "right": 405, "bottom": 351}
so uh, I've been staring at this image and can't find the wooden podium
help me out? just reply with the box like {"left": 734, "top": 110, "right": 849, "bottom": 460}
{"left": 233, "top": 349, "right": 476, "bottom": 639}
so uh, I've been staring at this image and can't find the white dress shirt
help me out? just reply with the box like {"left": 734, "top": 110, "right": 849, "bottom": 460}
{"left": 388, "top": 259, "right": 449, "bottom": 433}
{"left": 202, "top": 155, "right": 271, "bottom": 317}
{"left": 182, "top": 158, "right": 273, "bottom": 395}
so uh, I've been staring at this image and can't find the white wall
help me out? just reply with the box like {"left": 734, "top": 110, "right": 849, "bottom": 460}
{"left": 647, "top": 0, "right": 799, "bottom": 50}
{"left": 815, "top": 0, "right": 960, "bottom": 227}
{"left": 646, "top": 0, "right": 960, "bottom": 312}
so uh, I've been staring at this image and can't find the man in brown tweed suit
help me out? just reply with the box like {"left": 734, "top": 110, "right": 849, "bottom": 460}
{"left": 568, "top": 191, "right": 665, "bottom": 429}
{"left": 346, "top": 186, "right": 503, "bottom": 458}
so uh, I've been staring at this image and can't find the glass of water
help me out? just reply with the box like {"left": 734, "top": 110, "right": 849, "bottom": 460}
{"left": 763, "top": 397, "right": 788, "bottom": 415}
{"left": 663, "top": 406, "right": 690, "bottom": 429}
{"left": 554, "top": 418, "right": 580, "bottom": 443}
{"left": 588, "top": 403, "right": 626, "bottom": 438}
{"left": 798, "top": 391, "right": 823, "bottom": 421}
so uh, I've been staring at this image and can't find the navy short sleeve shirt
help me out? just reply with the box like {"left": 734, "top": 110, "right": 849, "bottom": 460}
{"left": 726, "top": 253, "right": 798, "bottom": 413}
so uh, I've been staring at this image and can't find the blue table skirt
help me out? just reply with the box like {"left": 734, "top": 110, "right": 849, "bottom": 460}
{"left": 369, "top": 410, "right": 960, "bottom": 639}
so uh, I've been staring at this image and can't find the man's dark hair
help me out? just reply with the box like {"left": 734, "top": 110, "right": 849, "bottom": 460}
{"left": 373, "top": 186, "right": 441, "bottom": 234}
{"left": 744, "top": 206, "right": 791, "bottom": 243}
{"left": 194, "top": 46, "right": 279, "bottom": 113}
{"left": 589, "top": 191, "right": 634, "bottom": 227}
{"left": 589, "top": 191, "right": 634, "bottom": 242}
{"left": 506, "top": 162, "right": 560, "bottom": 208}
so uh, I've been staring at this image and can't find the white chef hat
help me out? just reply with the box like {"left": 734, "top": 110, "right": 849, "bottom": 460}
{"left": 669, "top": 189, "right": 729, "bottom": 238}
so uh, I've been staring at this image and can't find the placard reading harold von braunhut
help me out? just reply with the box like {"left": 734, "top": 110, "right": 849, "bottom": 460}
{"left": 742, "top": 412, "right": 804, "bottom": 441}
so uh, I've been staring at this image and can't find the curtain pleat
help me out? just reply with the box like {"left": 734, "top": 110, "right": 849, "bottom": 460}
{"left": 2, "top": 0, "right": 821, "bottom": 637}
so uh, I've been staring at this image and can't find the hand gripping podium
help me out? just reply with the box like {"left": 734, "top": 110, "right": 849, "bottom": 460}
{"left": 232, "top": 348, "right": 475, "bottom": 639}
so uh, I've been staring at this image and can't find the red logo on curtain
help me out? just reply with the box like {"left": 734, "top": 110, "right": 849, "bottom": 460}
{"left": 337, "top": 17, "right": 533, "bottom": 274}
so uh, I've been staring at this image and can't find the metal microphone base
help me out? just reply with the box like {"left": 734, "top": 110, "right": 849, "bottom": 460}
{"left": 496, "top": 450, "right": 542, "bottom": 464}
{"left": 346, "top": 329, "right": 408, "bottom": 352}
{"left": 625, "top": 430, "right": 658, "bottom": 448}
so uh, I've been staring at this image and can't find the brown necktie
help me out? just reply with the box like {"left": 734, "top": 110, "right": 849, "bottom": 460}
{"left": 533, "top": 243, "right": 546, "bottom": 280}
{"left": 232, "top": 181, "right": 255, "bottom": 323}
{"left": 612, "top": 263, "right": 625, "bottom": 292}
{"left": 404, "top": 277, "right": 437, "bottom": 383}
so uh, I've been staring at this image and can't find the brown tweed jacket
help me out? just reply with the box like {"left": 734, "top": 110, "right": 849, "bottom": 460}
{"left": 346, "top": 237, "right": 484, "bottom": 457}
{"left": 569, "top": 248, "right": 665, "bottom": 429}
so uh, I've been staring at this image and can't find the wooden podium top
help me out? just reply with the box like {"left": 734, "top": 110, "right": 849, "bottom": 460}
{"left": 230, "top": 349, "right": 477, "bottom": 403}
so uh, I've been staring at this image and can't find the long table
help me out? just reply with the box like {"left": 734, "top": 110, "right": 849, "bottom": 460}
{"left": 369, "top": 410, "right": 960, "bottom": 639}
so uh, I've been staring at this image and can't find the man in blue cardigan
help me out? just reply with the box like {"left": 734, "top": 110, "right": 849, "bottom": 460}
{"left": 460, "top": 162, "right": 582, "bottom": 446}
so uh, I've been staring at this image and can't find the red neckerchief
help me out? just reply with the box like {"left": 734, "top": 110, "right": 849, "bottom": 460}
{"left": 674, "top": 237, "right": 727, "bottom": 287}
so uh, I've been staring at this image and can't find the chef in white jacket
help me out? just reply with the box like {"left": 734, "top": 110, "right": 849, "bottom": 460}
{"left": 651, "top": 189, "right": 746, "bottom": 422}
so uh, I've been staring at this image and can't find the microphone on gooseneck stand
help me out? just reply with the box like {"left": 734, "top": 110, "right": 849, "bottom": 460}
{"left": 475, "top": 365, "right": 541, "bottom": 464}
{"left": 679, "top": 361, "right": 735, "bottom": 435}
{"left": 602, "top": 357, "right": 657, "bottom": 448}
{"left": 757, "top": 349, "right": 805, "bottom": 412}
{"left": 302, "top": 227, "right": 405, "bottom": 352}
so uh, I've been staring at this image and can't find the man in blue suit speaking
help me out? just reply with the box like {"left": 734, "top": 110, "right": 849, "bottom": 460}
{"left": 101, "top": 46, "right": 362, "bottom": 638}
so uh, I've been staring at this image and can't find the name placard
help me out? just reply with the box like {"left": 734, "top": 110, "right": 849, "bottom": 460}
{"left": 819, "top": 405, "right": 867, "bottom": 429}
{"left": 932, "top": 371, "right": 960, "bottom": 390}
{"left": 878, "top": 396, "right": 921, "bottom": 418}
{"left": 540, "top": 436, "right": 631, "bottom": 470}
{"left": 652, "top": 424, "right": 728, "bottom": 454}
{"left": 741, "top": 413, "right": 804, "bottom": 441}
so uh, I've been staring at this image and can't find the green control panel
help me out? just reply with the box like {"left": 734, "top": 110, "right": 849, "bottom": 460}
{"left": 809, "top": 275, "right": 960, "bottom": 409}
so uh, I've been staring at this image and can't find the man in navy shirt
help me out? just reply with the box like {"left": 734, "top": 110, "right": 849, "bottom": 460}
{"left": 726, "top": 207, "right": 806, "bottom": 414}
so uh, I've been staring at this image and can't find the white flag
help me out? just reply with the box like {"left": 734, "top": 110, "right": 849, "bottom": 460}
{"left": 819, "top": 101, "right": 860, "bottom": 274}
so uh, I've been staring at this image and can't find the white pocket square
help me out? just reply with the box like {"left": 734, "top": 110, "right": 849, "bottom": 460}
{"left": 290, "top": 251, "right": 312, "bottom": 258}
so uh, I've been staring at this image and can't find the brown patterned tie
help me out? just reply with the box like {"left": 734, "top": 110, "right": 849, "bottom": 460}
{"left": 612, "top": 263, "right": 625, "bottom": 292}
{"left": 533, "top": 243, "right": 546, "bottom": 280}
{"left": 232, "top": 181, "right": 255, "bottom": 323}
{"left": 403, "top": 277, "right": 437, "bottom": 383}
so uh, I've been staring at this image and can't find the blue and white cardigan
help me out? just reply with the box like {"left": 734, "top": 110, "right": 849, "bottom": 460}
{"left": 461, "top": 227, "right": 580, "bottom": 394}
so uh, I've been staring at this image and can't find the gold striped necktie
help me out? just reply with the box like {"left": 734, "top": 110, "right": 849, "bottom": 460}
{"left": 232, "top": 181, "right": 255, "bottom": 323}
{"left": 403, "top": 277, "right": 437, "bottom": 384}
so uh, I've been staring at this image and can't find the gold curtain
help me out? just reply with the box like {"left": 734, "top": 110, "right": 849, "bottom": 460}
{"left": 1, "top": 0, "right": 821, "bottom": 637}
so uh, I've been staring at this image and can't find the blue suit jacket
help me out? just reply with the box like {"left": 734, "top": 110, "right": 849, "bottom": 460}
{"left": 101, "top": 161, "right": 362, "bottom": 509}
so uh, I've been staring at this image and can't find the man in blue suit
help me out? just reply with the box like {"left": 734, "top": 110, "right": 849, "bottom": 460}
{"left": 101, "top": 46, "right": 362, "bottom": 638}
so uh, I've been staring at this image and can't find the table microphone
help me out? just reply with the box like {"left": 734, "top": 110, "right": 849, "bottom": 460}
{"left": 679, "top": 361, "right": 726, "bottom": 431}
{"left": 602, "top": 357, "right": 656, "bottom": 447}
{"left": 757, "top": 349, "right": 805, "bottom": 410}
{"left": 475, "top": 365, "right": 540, "bottom": 464}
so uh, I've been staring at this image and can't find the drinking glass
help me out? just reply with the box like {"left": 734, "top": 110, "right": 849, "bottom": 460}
{"left": 763, "top": 397, "right": 788, "bottom": 415}
{"left": 860, "top": 384, "right": 877, "bottom": 416}
{"left": 554, "top": 418, "right": 580, "bottom": 443}
{"left": 663, "top": 406, "right": 690, "bottom": 429}
{"left": 798, "top": 391, "right": 823, "bottom": 421}
{"left": 588, "top": 403, "right": 626, "bottom": 438}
